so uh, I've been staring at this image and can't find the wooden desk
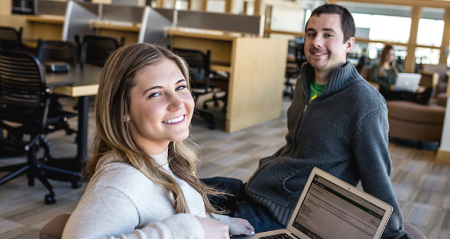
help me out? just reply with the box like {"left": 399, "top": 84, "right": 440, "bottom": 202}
{"left": 46, "top": 65, "right": 102, "bottom": 161}
{"left": 168, "top": 29, "right": 288, "bottom": 132}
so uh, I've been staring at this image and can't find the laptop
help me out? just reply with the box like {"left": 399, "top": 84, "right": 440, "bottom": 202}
{"left": 394, "top": 73, "right": 421, "bottom": 92}
{"left": 238, "top": 167, "right": 393, "bottom": 239}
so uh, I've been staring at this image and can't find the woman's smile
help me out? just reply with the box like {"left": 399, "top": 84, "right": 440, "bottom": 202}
{"left": 162, "top": 115, "right": 185, "bottom": 124}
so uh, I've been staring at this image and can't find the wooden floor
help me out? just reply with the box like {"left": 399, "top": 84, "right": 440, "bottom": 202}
{"left": 0, "top": 97, "right": 449, "bottom": 239}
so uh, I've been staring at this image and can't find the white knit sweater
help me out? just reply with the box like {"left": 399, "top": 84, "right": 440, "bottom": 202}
{"left": 62, "top": 149, "right": 230, "bottom": 239}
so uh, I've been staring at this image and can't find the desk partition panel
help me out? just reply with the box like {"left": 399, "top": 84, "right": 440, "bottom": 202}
{"left": 177, "top": 10, "right": 263, "bottom": 36}
{"left": 35, "top": 0, "right": 67, "bottom": 16}
{"left": 139, "top": 7, "right": 172, "bottom": 46}
{"left": 102, "top": 4, "right": 144, "bottom": 23}
{"left": 153, "top": 8, "right": 176, "bottom": 23}
{"left": 62, "top": 1, "right": 98, "bottom": 42}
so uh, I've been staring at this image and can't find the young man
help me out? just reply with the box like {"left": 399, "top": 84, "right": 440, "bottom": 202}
{"left": 244, "top": 4, "right": 412, "bottom": 239}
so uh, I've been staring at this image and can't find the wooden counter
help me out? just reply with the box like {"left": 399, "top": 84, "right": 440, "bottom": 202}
{"left": 20, "top": 15, "right": 140, "bottom": 46}
{"left": 91, "top": 21, "right": 141, "bottom": 44}
{"left": 436, "top": 79, "right": 450, "bottom": 164}
{"left": 26, "top": 15, "right": 65, "bottom": 41}
{"left": 168, "top": 29, "right": 288, "bottom": 133}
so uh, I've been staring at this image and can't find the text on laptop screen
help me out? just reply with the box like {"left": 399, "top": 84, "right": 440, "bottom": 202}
{"left": 292, "top": 175, "right": 386, "bottom": 239}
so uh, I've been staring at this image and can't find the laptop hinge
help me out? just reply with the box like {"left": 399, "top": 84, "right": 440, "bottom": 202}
{"left": 290, "top": 232, "right": 301, "bottom": 239}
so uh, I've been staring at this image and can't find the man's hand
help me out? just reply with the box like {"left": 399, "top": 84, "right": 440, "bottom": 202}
{"left": 229, "top": 217, "right": 255, "bottom": 236}
{"left": 390, "top": 85, "right": 395, "bottom": 91}
{"left": 196, "top": 216, "right": 230, "bottom": 239}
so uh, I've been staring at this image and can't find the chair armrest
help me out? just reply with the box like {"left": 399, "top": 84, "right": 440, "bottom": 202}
{"left": 419, "top": 72, "right": 439, "bottom": 89}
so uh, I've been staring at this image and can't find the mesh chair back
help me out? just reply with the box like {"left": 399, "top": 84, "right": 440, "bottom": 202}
{"left": 0, "top": 27, "right": 24, "bottom": 51}
{"left": 36, "top": 40, "right": 78, "bottom": 64}
{"left": 82, "top": 35, "right": 121, "bottom": 66}
{"left": 0, "top": 50, "right": 47, "bottom": 109}
{"left": 172, "top": 48, "right": 212, "bottom": 86}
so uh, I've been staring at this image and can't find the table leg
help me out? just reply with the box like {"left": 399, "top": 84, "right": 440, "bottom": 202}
{"left": 76, "top": 96, "right": 89, "bottom": 161}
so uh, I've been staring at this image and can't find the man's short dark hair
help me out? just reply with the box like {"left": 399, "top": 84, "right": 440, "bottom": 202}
{"left": 305, "top": 4, "right": 356, "bottom": 43}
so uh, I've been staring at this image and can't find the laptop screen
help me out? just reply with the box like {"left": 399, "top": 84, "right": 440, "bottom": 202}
{"left": 291, "top": 174, "right": 386, "bottom": 239}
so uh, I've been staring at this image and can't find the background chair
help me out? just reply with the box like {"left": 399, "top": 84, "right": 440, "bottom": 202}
{"left": 284, "top": 42, "right": 306, "bottom": 99}
{"left": 76, "top": 35, "right": 125, "bottom": 66}
{"left": 172, "top": 48, "right": 216, "bottom": 129}
{"left": 0, "top": 26, "right": 24, "bottom": 51}
{"left": 420, "top": 63, "right": 448, "bottom": 106}
{"left": 404, "top": 221, "right": 427, "bottom": 239}
{"left": 386, "top": 100, "right": 445, "bottom": 148}
{"left": 420, "top": 63, "right": 448, "bottom": 94}
{"left": 360, "top": 65, "right": 380, "bottom": 90}
{"left": 36, "top": 40, "right": 79, "bottom": 136}
{"left": 202, "top": 72, "right": 229, "bottom": 114}
{"left": 0, "top": 50, "right": 81, "bottom": 204}
{"left": 36, "top": 39, "right": 78, "bottom": 65}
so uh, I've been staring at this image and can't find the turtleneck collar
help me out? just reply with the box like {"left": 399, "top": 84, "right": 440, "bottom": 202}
{"left": 300, "top": 61, "right": 363, "bottom": 98}
{"left": 150, "top": 147, "right": 170, "bottom": 172}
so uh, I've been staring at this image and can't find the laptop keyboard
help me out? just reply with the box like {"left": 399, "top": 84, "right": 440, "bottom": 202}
{"left": 260, "top": 233, "right": 295, "bottom": 239}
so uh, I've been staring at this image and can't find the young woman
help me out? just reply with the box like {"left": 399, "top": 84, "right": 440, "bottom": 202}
{"left": 369, "top": 44, "right": 433, "bottom": 104}
{"left": 62, "top": 43, "right": 254, "bottom": 239}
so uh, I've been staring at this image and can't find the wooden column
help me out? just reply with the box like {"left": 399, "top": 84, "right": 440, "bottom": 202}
{"left": 440, "top": 8, "right": 450, "bottom": 64}
{"left": 202, "top": 0, "right": 208, "bottom": 11}
{"left": 404, "top": 5, "right": 421, "bottom": 73}
{"left": 188, "top": 0, "right": 208, "bottom": 10}
{"left": 254, "top": 0, "right": 265, "bottom": 15}
{"left": 225, "top": 0, "right": 235, "bottom": 13}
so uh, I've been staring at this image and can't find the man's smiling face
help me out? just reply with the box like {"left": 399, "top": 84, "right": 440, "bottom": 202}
{"left": 304, "top": 13, "right": 354, "bottom": 75}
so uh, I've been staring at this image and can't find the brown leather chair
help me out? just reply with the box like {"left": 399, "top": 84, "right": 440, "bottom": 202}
{"left": 420, "top": 63, "right": 448, "bottom": 94}
{"left": 404, "top": 221, "right": 427, "bottom": 239}
{"left": 387, "top": 100, "right": 446, "bottom": 143}
{"left": 40, "top": 214, "right": 70, "bottom": 239}
{"left": 437, "top": 93, "right": 447, "bottom": 107}
{"left": 360, "top": 65, "right": 380, "bottom": 90}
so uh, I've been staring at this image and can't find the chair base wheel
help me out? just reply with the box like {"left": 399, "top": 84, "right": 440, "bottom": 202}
{"left": 45, "top": 193, "right": 57, "bottom": 205}
{"left": 71, "top": 178, "right": 82, "bottom": 189}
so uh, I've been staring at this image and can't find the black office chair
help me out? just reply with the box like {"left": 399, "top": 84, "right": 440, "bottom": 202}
{"left": 36, "top": 40, "right": 79, "bottom": 136}
{"left": 203, "top": 72, "right": 229, "bottom": 114}
{"left": 76, "top": 35, "right": 125, "bottom": 66}
{"left": 36, "top": 39, "right": 78, "bottom": 65}
{"left": 0, "top": 26, "right": 24, "bottom": 51}
{"left": 284, "top": 43, "right": 306, "bottom": 99}
{"left": 172, "top": 48, "right": 216, "bottom": 129}
{"left": 0, "top": 50, "right": 81, "bottom": 204}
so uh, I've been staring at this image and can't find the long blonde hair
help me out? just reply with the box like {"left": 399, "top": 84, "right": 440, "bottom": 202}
{"left": 86, "top": 43, "right": 223, "bottom": 216}
{"left": 378, "top": 44, "right": 398, "bottom": 77}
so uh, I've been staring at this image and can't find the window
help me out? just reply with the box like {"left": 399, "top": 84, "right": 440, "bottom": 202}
{"left": 416, "top": 47, "right": 440, "bottom": 65}
{"left": 340, "top": 2, "right": 412, "bottom": 44}
{"left": 417, "top": 8, "right": 445, "bottom": 47}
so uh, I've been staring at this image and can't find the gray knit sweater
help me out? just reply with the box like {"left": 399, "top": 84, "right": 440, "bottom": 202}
{"left": 62, "top": 148, "right": 230, "bottom": 239}
{"left": 246, "top": 62, "right": 412, "bottom": 239}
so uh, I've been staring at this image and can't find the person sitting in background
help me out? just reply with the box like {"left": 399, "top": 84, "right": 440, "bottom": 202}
{"left": 369, "top": 44, "right": 434, "bottom": 105}
{"left": 62, "top": 43, "right": 254, "bottom": 239}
